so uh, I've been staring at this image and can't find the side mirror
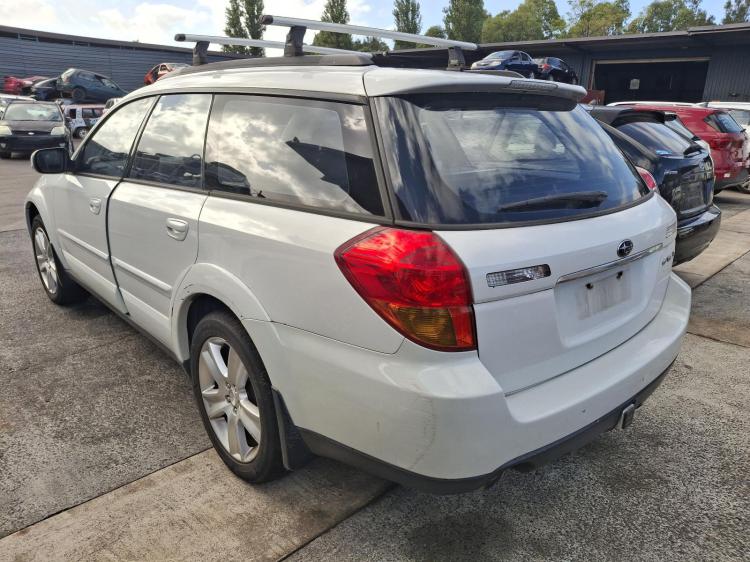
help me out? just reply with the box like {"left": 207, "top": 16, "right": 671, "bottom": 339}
{"left": 32, "top": 147, "right": 70, "bottom": 174}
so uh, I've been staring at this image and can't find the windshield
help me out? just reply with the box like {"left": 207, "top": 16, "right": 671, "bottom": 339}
{"left": 485, "top": 51, "right": 513, "bottom": 60}
{"left": 375, "top": 93, "right": 649, "bottom": 226}
{"left": 2, "top": 104, "right": 61, "bottom": 121}
{"left": 617, "top": 121, "right": 692, "bottom": 156}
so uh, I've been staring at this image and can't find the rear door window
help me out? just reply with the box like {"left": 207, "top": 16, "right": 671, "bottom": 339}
{"left": 714, "top": 112, "right": 744, "bottom": 133}
{"left": 616, "top": 121, "right": 692, "bottom": 156}
{"left": 375, "top": 93, "right": 648, "bottom": 226}
{"left": 728, "top": 109, "right": 750, "bottom": 128}
{"left": 205, "top": 95, "right": 384, "bottom": 216}
{"left": 77, "top": 97, "right": 153, "bottom": 177}
{"left": 129, "top": 93, "right": 212, "bottom": 188}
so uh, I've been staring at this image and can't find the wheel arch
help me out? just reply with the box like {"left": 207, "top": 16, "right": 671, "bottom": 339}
{"left": 171, "top": 263, "right": 270, "bottom": 362}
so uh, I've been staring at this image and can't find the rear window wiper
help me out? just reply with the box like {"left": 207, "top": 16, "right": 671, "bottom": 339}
{"left": 497, "top": 191, "right": 609, "bottom": 212}
{"left": 683, "top": 144, "right": 704, "bottom": 157}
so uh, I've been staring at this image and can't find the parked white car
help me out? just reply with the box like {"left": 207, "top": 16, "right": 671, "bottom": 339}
{"left": 24, "top": 56, "right": 691, "bottom": 492}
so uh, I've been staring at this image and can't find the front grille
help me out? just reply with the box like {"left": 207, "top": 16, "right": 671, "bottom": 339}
{"left": 13, "top": 130, "right": 51, "bottom": 136}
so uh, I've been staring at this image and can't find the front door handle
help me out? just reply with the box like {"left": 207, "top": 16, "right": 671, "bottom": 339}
{"left": 89, "top": 198, "right": 102, "bottom": 215}
{"left": 166, "top": 218, "right": 188, "bottom": 241}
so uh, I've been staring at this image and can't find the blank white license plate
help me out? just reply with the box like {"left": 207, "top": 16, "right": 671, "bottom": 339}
{"left": 576, "top": 269, "right": 631, "bottom": 319}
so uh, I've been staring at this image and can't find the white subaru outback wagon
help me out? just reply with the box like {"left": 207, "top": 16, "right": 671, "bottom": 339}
{"left": 25, "top": 53, "right": 691, "bottom": 493}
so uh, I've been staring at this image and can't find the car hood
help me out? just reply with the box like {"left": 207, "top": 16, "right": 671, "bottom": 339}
{"left": 1, "top": 119, "right": 62, "bottom": 132}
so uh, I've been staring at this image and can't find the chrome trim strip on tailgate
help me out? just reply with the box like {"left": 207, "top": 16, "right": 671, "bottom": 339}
{"left": 556, "top": 243, "right": 663, "bottom": 284}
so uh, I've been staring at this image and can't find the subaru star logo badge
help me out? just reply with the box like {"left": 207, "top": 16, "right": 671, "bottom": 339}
{"left": 617, "top": 240, "right": 633, "bottom": 258}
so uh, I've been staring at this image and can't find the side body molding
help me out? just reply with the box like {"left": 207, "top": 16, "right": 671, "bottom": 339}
{"left": 171, "top": 262, "right": 271, "bottom": 361}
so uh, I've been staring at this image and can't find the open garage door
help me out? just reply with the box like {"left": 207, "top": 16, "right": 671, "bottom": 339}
{"left": 593, "top": 59, "right": 709, "bottom": 104}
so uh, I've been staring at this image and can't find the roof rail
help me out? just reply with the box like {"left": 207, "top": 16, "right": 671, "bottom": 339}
{"left": 174, "top": 33, "right": 362, "bottom": 65}
{"left": 260, "top": 15, "right": 478, "bottom": 70}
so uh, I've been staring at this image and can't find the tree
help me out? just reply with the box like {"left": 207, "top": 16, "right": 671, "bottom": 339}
{"left": 242, "top": 0, "right": 265, "bottom": 57}
{"left": 443, "top": 0, "right": 487, "bottom": 43}
{"left": 313, "top": 0, "right": 354, "bottom": 50}
{"left": 353, "top": 36, "right": 391, "bottom": 52}
{"left": 483, "top": 0, "right": 565, "bottom": 43}
{"left": 566, "top": 0, "right": 630, "bottom": 37}
{"left": 424, "top": 25, "right": 447, "bottom": 38}
{"left": 723, "top": 0, "right": 750, "bottom": 23}
{"left": 393, "top": 0, "right": 422, "bottom": 49}
{"left": 627, "top": 0, "right": 715, "bottom": 33}
{"left": 224, "top": 0, "right": 248, "bottom": 54}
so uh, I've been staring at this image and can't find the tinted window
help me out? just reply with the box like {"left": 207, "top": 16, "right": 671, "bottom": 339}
{"left": 205, "top": 95, "right": 383, "bottom": 216}
{"left": 77, "top": 98, "right": 152, "bottom": 177}
{"left": 130, "top": 94, "right": 211, "bottom": 188}
{"left": 375, "top": 93, "right": 648, "bottom": 225}
{"left": 617, "top": 121, "right": 692, "bottom": 156}
{"left": 486, "top": 51, "right": 513, "bottom": 60}
{"left": 714, "top": 112, "right": 744, "bottom": 133}
{"left": 81, "top": 108, "right": 102, "bottom": 118}
{"left": 664, "top": 116, "right": 696, "bottom": 140}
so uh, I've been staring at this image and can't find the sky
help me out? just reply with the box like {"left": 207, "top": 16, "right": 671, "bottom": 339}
{"left": 0, "top": 0, "right": 731, "bottom": 51}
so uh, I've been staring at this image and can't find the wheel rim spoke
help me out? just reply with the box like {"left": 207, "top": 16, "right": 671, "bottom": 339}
{"left": 199, "top": 342, "right": 227, "bottom": 389}
{"left": 202, "top": 388, "right": 228, "bottom": 419}
{"left": 238, "top": 399, "right": 261, "bottom": 443}
{"left": 226, "top": 348, "right": 247, "bottom": 387}
{"left": 227, "top": 412, "right": 250, "bottom": 460}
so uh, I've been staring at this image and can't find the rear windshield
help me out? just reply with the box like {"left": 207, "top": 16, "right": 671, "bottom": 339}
{"left": 728, "top": 109, "right": 750, "bottom": 128}
{"left": 616, "top": 121, "right": 692, "bottom": 156}
{"left": 374, "top": 93, "right": 649, "bottom": 226}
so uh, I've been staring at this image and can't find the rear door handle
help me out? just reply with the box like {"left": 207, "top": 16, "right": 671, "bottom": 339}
{"left": 166, "top": 218, "right": 188, "bottom": 241}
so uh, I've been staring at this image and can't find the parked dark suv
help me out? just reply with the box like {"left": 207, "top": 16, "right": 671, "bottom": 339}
{"left": 470, "top": 51, "right": 538, "bottom": 78}
{"left": 0, "top": 100, "right": 71, "bottom": 158}
{"left": 534, "top": 57, "right": 578, "bottom": 84}
{"left": 590, "top": 107, "right": 720, "bottom": 265}
{"left": 57, "top": 69, "right": 127, "bottom": 103}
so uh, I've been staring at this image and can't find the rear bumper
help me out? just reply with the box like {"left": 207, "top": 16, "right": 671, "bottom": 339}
{"left": 257, "top": 274, "right": 691, "bottom": 493}
{"left": 0, "top": 135, "right": 67, "bottom": 154}
{"left": 674, "top": 205, "right": 721, "bottom": 265}
{"left": 715, "top": 167, "right": 748, "bottom": 192}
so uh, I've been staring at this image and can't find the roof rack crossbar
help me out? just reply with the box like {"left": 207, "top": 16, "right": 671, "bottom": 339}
{"left": 174, "top": 33, "right": 362, "bottom": 63}
{"left": 260, "top": 15, "right": 478, "bottom": 51}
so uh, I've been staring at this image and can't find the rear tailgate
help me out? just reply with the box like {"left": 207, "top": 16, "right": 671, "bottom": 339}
{"left": 439, "top": 195, "right": 676, "bottom": 394}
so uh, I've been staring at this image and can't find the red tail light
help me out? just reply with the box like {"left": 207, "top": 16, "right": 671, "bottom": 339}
{"left": 335, "top": 227, "right": 476, "bottom": 352}
{"left": 636, "top": 167, "right": 658, "bottom": 191}
{"left": 541, "top": 63, "right": 551, "bottom": 71}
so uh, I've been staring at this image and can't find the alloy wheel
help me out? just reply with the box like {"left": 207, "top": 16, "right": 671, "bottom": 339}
{"left": 34, "top": 227, "right": 58, "bottom": 294}
{"left": 198, "top": 337, "right": 261, "bottom": 462}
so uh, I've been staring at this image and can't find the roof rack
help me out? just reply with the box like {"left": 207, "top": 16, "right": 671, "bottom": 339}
{"left": 260, "top": 15, "right": 478, "bottom": 70}
{"left": 174, "top": 34, "right": 361, "bottom": 65}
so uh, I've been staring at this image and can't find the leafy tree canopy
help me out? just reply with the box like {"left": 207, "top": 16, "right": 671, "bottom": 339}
{"left": 723, "top": 0, "right": 750, "bottom": 23}
{"left": 566, "top": 0, "right": 631, "bottom": 37}
{"left": 482, "top": 0, "right": 565, "bottom": 43}
{"left": 313, "top": 0, "right": 354, "bottom": 50}
{"left": 393, "top": 0, "right": 423, "bottom": 49}
{"left": 443, "top": 0, "right": 487, "bottom": 42}
{"left": 628, "top": 0, "right": 715, "bottom": 33}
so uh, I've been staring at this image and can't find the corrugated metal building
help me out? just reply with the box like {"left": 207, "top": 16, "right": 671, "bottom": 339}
{"left": 404, "top": 22, "right": 750, "bottom": 104}
{"left": 0, "top": 26, "right": 240, "bottom": 93}
{"left": 3, "top": 22, "right": 750, "bottom": 104}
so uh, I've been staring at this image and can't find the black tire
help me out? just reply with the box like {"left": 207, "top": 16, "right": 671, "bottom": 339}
{"left": 0, "top": 152, "right": 10, "bottom": 159}
{"left": 737, "top": 183, "right": 750, "bottom": 194}
{"left": 31, "top": 215, "right": 87, "bottom": 305}
{"left": 190, "top": 310, "right": 284, "bottom": 483}
{"left": 74, "top": 128, "right": 87, "bottom": 139}
{"left": 71, "top": 87, "right": 85, "bottom": 102}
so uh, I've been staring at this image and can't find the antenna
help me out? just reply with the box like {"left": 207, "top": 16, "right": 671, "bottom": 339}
{"left": 174, "top": 33, "right": 362, "bottom": 65}
{"left": 260, "top": 15, "right": 478, "bottom": 70}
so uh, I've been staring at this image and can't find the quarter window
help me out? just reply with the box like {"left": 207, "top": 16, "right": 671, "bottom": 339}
{"left": 130, "top": 94, "right": 212, "bottom": 188}
{"left": 76, "top": 97, "right": 153, "bottom": 178}
{"left": 205, "top": 95, "right": 384, "bottom": 216}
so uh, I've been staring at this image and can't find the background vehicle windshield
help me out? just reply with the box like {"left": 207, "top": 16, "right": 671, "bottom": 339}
{"left": 485, "top": 51, "right": 513, "bottom": 60}
{"left": 617, "top": 121, "right": 692, "bottom": 156}
{"left": 2, "top": 104, "right": 61, "bottom": 121}
{"left": 375, "top": 93, "right": 648, "bottom": 225}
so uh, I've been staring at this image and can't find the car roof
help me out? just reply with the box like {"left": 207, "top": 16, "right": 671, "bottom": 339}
{"left": 612, "top": 103, "right": 719, "bottom": 117}
{"left": 135, "top": 62, "right": 586, "bottom": 101}
{"left": 589, "top": 106, "right": 667, "bottom": 125}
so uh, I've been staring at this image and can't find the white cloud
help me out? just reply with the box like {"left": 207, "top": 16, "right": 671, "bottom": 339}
{"left": 93, "top": 3, "right": 215, "bottom": 44}
{"left": 0, "top": 0, "right": 63, "bottom": 30}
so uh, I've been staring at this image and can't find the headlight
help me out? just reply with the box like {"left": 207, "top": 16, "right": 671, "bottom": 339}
{"left": 0, "top": 125, "right": 12, "bottom": 136}
{"left": 51, "top": 126, "right": 66, "bottom": 136}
